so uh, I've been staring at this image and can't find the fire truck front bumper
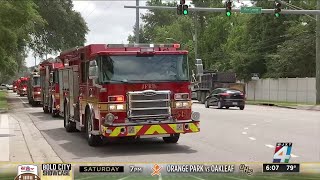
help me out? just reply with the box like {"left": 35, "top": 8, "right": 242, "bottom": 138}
{"left": 101, "top": 121, "right": 200, "bottom": 138}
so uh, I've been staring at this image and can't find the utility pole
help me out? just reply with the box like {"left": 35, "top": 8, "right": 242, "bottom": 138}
{"left": 317, "top": 0, "right": 320, "bottom": 104}
{"left": 135, "top": 0, "right": 140, "bottom": 43}
{"left": 193, "top": 11, "right": 198, "bottom": 60}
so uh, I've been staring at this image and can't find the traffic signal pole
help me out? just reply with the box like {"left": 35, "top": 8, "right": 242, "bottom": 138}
{"left": 124, "top": 5, "right": 320, "bottom": 104}
{"left": 317, "top": 0, "right": 320, "bottom": 104}
{"left": 135, "top": 0, "right": 139, "bottom": 43}
{"left": 124, "top": 6, "right": 320, "bottom": 15}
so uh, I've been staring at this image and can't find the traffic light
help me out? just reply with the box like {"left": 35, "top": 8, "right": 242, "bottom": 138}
{"left": 177, "top": 5, "right": 182, "bottom": 15}
{"left": 177, "top": 0, "right": 188, "bottom": 15}
{"left": 275, "top": 2, "right": 281, "bottom": 17}
{"left": 225, "top": 0, "right": 232, "bottom": 17}
{"left": 182, "top": 5, "right": 188, "bottom": 15}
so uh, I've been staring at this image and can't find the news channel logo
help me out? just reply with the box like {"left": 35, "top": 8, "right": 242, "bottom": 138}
{"left": 14, "top": 165, "right": 40, "bottom": 180}
{"left": 273, "top": 142, "right": 293, "bottom": 163}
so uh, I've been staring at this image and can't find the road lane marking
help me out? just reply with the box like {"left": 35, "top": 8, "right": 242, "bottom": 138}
{"left": 18, "top": 96, "right": 32, "bottom": 109}
{"left": 265, "top": 177, "right": 288, "bottom": 180}
{"left": 0, "top": 114, "right": 9, "bottom": 161}
{"left": 265, "top": 144, "right": 275, "bottom": 148}
{"left": 244, "top": 127, "right": 249, "bottom": 130}
{"left": 251, "top": 124, "right": 256, "bottom": 126}
{"left": 248, "top": 137, "right": 256, "bottom": 140}
{"left": 190, "top": 175, "right": 206, "bottom": 180}
{"left": 242, "top": 132, "right": 247, "bottom": 135}
{"left": 225, "top": 177, "right": 248, "bottom": 180}
{"left": 117, "top": 176, "right": 130, "bottom": 180}
{"left": 291, "top": 154, "right": 299, "bottom": 158}
{"left": 76, "top": 177, "right": 97, "bottom": 180}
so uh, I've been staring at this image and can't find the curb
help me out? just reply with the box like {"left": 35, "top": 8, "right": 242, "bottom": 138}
{"left": 246, "top": 102, "right": 297, "bottom": 109}
{"left": 0, "top": 109, "right": 8, "bottom": 114}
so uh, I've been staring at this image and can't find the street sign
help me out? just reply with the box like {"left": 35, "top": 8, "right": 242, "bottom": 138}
{"left": 240, "top": 7, "right": 262, "bottom": 14}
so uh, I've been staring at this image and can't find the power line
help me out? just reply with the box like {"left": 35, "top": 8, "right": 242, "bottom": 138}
{"left": 277, "top": 0, "right": 316, "bottom": 21}
{"left": 88, "top": 2, "right": 113, "bottom": 31}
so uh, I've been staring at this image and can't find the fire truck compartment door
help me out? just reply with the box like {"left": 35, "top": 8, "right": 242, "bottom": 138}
{"left": 44, "top": 66, "right": 50, "bottom": 105}
{"left": 69, "top": 67, "right": 79, "bottom": 116}
{"left": 59, "top": 69, "right": 64, "bottom": 113}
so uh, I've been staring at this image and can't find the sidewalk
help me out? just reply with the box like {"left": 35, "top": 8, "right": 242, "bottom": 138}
{"left": 0, "top": 111, "right": 63, "bottom": 163}
{"left": 0, "top": 114, "right": 9, "bottom": 161}
{"left": 246, "top": 100, "right": 320, "bottom": 111}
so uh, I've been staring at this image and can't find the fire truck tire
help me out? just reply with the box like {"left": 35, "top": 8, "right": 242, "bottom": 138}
{"left": 64, "top": 105, "right": 76, "bottom": 132}
{"left": 163, "top": 133, "right": 180, "bottom": 143}
{"left": 43, "top": 106, "right": 49, "bottom": 113}
{"left": 85, "top": 110, "right": 103, "bottom": 146}
{"left": 31, "top": 101, "right": 37, "bottom": 107}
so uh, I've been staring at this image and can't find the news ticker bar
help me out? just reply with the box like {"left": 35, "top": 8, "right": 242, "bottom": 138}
{"left": 6, "top": 163, "right": 314, "bottom": 178}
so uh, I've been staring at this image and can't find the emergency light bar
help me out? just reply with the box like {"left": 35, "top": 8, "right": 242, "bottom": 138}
{"left": 106, "top": 43, "right": 181, "bottom": 48}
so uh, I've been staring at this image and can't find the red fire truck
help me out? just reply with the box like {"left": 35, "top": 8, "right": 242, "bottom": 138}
{"left": 13, "top": 80, "right": 18, "bottom": 92}
{"left": 40, "top": 59, "right": 64, "bottom": 117}
{"left": 18, "top": 77, "right": 29, "bottom": 96}
{"left": 15, "top": 79, "right": 21, "bottom": 95}
{"left": 27, "top": 70, "right": 41, "bottom": 106}
{"left": 58, "top": 44, "right": 200, "bottom": 146}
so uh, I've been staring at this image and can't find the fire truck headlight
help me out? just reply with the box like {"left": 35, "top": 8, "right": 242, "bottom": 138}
{"left": 175, "top": 102, "right": 183, "bottom": 108}
{"left": 175, "top": 101, "right": 191, "bottom": 108}
{"left": 23, "top": 88, "right": 26, "bottom": 91}
{"left": 105, "top": 113, "right": 115, "bottom": 123}
{"left": 36, "top": 92, "right": 41, "bottom": 95}
{"left": 108, "top": 104, "right": 125, "bottom": 111}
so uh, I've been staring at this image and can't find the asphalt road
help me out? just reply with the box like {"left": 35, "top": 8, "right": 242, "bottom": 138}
{"left": 4, "top": 92, "right": 320, "bottom": 163}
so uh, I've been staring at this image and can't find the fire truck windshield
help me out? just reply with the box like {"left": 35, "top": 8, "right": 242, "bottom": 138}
{"left": 97, "top": 54, "right": 189, "bottom": 83}
{"left": 33, "top": 77, "right": 40, "bottom": 86}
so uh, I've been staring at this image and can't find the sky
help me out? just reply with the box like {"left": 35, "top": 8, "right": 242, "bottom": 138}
{"left": 25, "top": 0, "right": 252, "bottom": 67}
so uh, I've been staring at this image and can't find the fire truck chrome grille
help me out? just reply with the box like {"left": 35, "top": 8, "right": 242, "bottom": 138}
{"left": 128, "top": 90, "right": 171, "bottom": 119}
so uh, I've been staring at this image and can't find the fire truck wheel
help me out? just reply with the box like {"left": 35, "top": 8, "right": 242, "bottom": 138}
{"left": 64, "top": 106, "right": 76, "bottom": 132}
{"left": 31, "top": 101, "right": 37, "bottom": 107}
{"left": 86, "top": 111, "right": 103, "bottom": 146}
{"left": 163, "top": 134, "right": 180, "bottom": 143}
{"left": 43, "top": 106, "right": 49, "bottom": 113}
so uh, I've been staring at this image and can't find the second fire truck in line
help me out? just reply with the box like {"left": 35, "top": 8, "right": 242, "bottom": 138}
{"left": 40, "top": 59, "right": 64, "bottom": 117}
{"left": 57, "top": 44, "right": 200, "bottom": 146}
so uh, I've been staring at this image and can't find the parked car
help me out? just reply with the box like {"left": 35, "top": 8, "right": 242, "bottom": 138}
{"left": 0, "top": 84, "right": 7, "bottom": 90}
{"left": 6, "top": 84, "right": 13, "bottom": 90}
{"left": 205, "top": 88, "right": 245, "bottom": 110}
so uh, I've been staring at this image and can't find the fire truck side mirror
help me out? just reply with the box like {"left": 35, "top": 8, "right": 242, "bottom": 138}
{"left": 89, "top": 60, "right": 98, "bottom": 80}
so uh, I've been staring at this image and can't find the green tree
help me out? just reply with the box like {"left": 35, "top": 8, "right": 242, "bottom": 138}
{"left": 30, "top": 0, "right": 88, "bottom": 57}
